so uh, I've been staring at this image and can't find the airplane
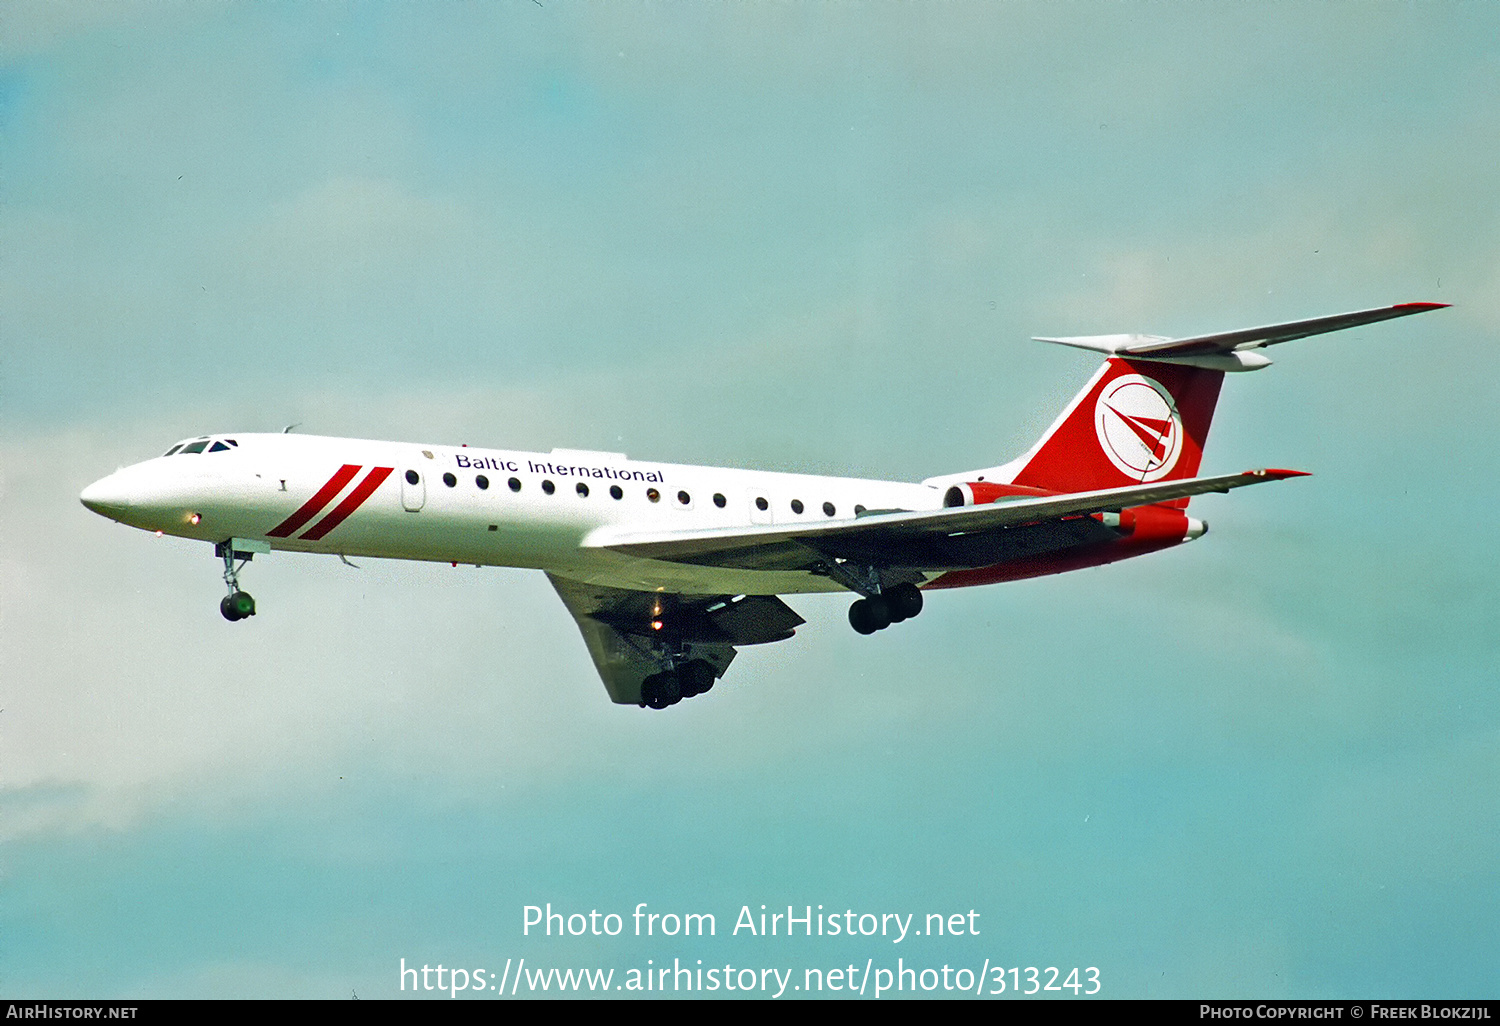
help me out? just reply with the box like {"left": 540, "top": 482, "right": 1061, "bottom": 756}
{"left": 80, "top": 302, "right": 1445, "bottom": 709}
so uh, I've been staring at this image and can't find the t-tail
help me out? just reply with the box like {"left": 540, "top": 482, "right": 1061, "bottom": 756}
{"left": 929, "top": 302, "right": 1448, "bottom": 501}
{"left": 921, "top": 302, "right": 1446, "bottom": 589}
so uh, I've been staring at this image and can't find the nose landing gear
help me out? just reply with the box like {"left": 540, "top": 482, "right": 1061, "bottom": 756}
{"left": 216, "top": 538, "right": 269, "bottom": 622}
{"left": 221, "top": 590, "right": 256, "bottom": 621}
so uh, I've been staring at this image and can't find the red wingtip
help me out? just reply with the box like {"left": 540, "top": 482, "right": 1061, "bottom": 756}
{"left": 1393, "top": 302, "right": 1451, "bottom": 311}
{"left": 1255, "top": 468, "right": 1312, "bottom": 479}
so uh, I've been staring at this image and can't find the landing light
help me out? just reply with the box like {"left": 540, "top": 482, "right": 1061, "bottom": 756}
{"left": 651, "top": 620, "right": 664, "bottom": 631}
{"left": 154, "top": 530, "right": 163, "bottom": 538}
{"left": 189, "top": 513, "right": 202, "bottom": 525}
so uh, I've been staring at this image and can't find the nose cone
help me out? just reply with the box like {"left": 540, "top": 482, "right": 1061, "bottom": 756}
{"left": 80, "top": 472, "right": 134, "bottom": 518}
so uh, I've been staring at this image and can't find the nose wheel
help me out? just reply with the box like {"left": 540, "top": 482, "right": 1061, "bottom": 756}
{"left": 215, "top": 538, "right": 267, "bottom": 622}
{"left": 221, "top": 591, "right": 256, "bottom": 621}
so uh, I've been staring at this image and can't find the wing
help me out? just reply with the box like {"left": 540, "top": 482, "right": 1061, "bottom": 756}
{"left": 547, "top": 573, "right": 805, "bottom": 705}
{"left": 584, "top": 468, "right": 1306, "bottom": 573}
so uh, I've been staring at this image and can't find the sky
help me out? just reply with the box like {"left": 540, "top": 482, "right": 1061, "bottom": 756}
{"left": 2, "top": 1, "right": 1497, "bottom": 1000}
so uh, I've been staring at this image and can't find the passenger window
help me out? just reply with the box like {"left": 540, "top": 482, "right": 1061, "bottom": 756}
{"left": 755, "top": 496, "right": 768, "bottom": 511}
{"left": 791, "top": 499, "right": 804, "bottom": 514}
{"left": 542, "top": 480, "right": 556, "bottom": 495}
{"left": 610, "top": 485, "right": 623, "bottom": 500}
{"left": 508, "top": 477, "right": 521, "bottom": 492}
{"left": 713, "top": 493, "right": 726, "bottom": 508}
{"left": 677, "top": 490, "right": 691, "bottom": 505}
{"left": 405, "top": 470, "right": 420, "bottom": 485}
{"left": 823, "top": 502, "right": 835, "bottom": 517}
{"left": 576, "top": 482, "right": 589, "bottom": 497}
{"left": 443, "top": 473, "right": 457, "bottom": 487}
{"left": 647, "top": 488, "right": 661, "bottom": 503}
{"left": 476, "top": 475, "right": 490, "bottom": 490}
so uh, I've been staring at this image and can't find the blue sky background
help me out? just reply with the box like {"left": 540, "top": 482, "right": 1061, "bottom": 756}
{"left": 3, "top": 2, "right": 1497, "bottom": 999}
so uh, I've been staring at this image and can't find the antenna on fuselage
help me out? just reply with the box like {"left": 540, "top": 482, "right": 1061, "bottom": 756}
{"left": 282, "top": 423, "right": 300, "bottom": 433}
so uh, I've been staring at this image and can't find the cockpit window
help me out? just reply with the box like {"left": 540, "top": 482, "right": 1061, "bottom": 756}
{"left": 166, "top": 436, "right": 237, "bottom": 456}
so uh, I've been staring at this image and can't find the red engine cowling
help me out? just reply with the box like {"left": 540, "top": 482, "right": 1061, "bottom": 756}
{"left": 943, "top": 481, "right": 1055, "bottom": 507}
{"left": 1093, "top": 505, "right": 1206, "bottom": 541}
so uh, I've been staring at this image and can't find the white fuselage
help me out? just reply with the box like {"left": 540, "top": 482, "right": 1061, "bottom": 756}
{"left": 81, "top": 433, "right": 949, "bottom": 596}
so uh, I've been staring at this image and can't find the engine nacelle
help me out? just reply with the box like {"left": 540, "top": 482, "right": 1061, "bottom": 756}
{"left": 1094, "top": 505, "right": 1208, "bottom": 542}
{"left": 943, "top": 481, "right": 1054, "bottom": 507}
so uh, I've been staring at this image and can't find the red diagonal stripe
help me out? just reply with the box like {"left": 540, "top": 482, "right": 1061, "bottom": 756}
{"left": 300, "top": 466, "right": 394, "bottom": 541}
{"left": 267, "top": 464, "right": 361, "bottom": 538}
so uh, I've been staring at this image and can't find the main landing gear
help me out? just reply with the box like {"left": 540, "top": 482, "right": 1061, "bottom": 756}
{"left": 819, "top": 560, "right": 925, "bottom": 636}
{"left": 216, "top": 539, "right": 267, "bottom": 622}
{"left": 848, "top": 581, "right": 923, "bottom": 635}
{"left": 639, "top": 660, "right": 717, "bottom": 710}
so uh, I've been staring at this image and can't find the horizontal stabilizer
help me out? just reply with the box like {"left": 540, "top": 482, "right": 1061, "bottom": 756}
{"left": 1036, "top": 302, "right": 1447, "bottom": 371}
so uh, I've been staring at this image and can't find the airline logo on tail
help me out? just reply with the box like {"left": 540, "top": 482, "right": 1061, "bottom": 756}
{"left": 1093, "top": 373, "right": 1183, "bottom": 482}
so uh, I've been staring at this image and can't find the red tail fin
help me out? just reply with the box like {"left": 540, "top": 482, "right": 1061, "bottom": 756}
{"left": 1009, "top": 358, "right": 1224, "bottom": 501}
{"left": 972, "top": 302, "right": 1448, "bottom": 499}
